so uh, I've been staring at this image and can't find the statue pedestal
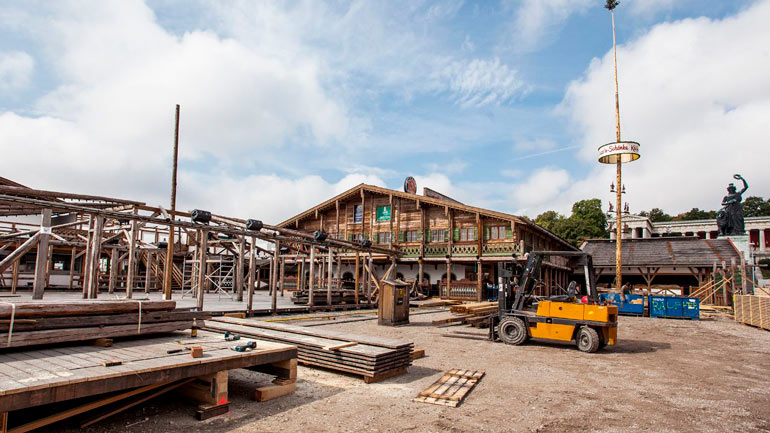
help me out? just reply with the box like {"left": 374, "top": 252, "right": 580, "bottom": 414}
{"left": 722, "top": 235, "right": 750, "bottom": 261}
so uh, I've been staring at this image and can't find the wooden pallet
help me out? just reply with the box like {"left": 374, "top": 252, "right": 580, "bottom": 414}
{"left": 413, "top": 369, "right": 484, "bottom": 407}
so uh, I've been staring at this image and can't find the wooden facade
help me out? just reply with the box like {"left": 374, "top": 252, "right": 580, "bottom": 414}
{"left": 278, "top": 184, "right": 578, "bottom": 301}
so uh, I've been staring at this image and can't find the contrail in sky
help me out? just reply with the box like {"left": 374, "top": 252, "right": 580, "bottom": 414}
{"left": 510, "top": 145, "right": 582, "bottom": 161}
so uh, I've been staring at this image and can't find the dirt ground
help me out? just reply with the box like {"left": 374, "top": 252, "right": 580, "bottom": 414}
{"left": 54, "top": 310, "right": 770, "bottom": 433}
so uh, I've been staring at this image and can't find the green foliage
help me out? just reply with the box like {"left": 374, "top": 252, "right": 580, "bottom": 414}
{"left": 533, "top": 210, "right": 563, "bottom": 232}
{"left": 742, "top": 196, "right": 770, "bottom": 217}
{"left": 672, "top": 208, "right": 716, "bottom": 221}
{"left": 604, "top": 0, "right": 620, "bottom": 11}
{"left": 639, "top": 208, "right": 672, "bottom": 222}
{"left": 534, "top": 199, "right": 607, "bottom": 247}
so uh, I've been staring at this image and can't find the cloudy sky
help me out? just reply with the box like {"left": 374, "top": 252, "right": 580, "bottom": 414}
{"left": 0, "top": 0, "right": 767, "bottom": 223}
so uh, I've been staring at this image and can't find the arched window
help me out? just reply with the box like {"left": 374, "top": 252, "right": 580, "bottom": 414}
{"left": 342, "top": 272, "right": 354, "bottom": 281}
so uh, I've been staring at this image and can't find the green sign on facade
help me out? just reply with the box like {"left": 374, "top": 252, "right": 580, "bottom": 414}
{"left": 376, "top": 205, "right": 391, "bottom": 222}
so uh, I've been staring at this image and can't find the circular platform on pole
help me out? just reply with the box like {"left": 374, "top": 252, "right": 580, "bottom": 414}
{"left": 598, "top": 141, "right": 641, "bottom": 164}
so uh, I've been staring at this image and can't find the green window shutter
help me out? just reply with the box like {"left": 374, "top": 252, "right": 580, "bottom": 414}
{"left": 484, "top": 227, "right": 490, "bottom": 240}
{"left": 443, "top": 229, "right": 449, "bottom": 241}
{"left": 399, "top": 231, "right": 405, "bottom": 242}
{"left": 453, "top": 228, "right": 460, "bottom": 242}
{"left": 374, "top": 233, "right": 379, "bottom": 243}
{"left": 473, "top": 227, "right": 478, "bottom": 241}
{"left": 347, "top": 234, "right": 353, "bottom": 241}
{"left": 506, "top": 226, "right": 513, "bottom": 239}
{"left": 416, "top": 230, "right": 422, "bottom": 241}
{"left": 425, "top": 230, "right": 431, "bottom": 242}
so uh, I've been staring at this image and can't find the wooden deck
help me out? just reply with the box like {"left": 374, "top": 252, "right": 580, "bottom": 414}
{"left": 0, "top": 330, "right": 297, "bottom": 413}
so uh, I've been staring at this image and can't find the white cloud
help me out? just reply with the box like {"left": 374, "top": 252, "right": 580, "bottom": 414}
{"left": 0, "top": 1, "right": 356, "bottom": 218}
{"left": 0, "top": 51, "right": 34, "bottom": 91}
{"left": 506, "top": 0, "right": 592, "bottom": 53}
{"left": 550, "top": 0, "right": 770, "bottom": 215}
{"left": 439, "top": 57, "right": 526, "bottom": 107}
{"left": 510, "top": 167, "right": 571, "bottom": 215}
{"left": 628, "top": 0, "right": 678, "bottom": 17}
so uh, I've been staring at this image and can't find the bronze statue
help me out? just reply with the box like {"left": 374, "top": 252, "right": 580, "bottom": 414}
{"left": 717, "top": 174, "right": 748, "bottom": 236}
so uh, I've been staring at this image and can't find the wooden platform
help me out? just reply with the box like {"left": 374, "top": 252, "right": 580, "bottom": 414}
{"left": 0, "top": 330, "right": 297, "bottom": 414}
{"left": 413, "top": 369, "right": 485, "bottom": 407}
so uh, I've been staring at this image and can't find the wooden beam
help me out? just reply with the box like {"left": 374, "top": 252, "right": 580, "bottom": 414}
{"left": 196, "top": 229, "right": 208, "bottom": 310}
{"left": 247, "top": 236, "right": 256, "bottom": 313}
{"left": 308, "top": 246, "right": 315, "bottom": 306}
{"left": 0, "top": 232, "right": 40, "bottom": 275}
{"left": 126, "top": 219, "right": 138, "bottom": 298}
{"left": 32, "top": 209, "right": 51, "bottom": 300}
{"left": 271, "top": 239, "right": 280, "bottom": 315}
{"left": 327, "top": 248, "right": 333, "bottom": 306}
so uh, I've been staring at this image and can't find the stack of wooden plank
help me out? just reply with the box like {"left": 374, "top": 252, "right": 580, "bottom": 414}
{"left": 292, "top": 289, "right": 360, "bottom": 305}
{"left": 734, "top": 295, "right": 770, "bottom": 330}
{"left": 0, "top": 300, "right": 206, "bottom": 349}
{"left": 431, "top": 301, "right": 497, "bottom": 328}
{"left": 203, "top": 316, "right": 413, "bottom": 383}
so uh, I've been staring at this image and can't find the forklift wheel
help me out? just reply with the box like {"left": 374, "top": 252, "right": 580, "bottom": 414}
{"left": 576, "top": 326, "right": 600, "bottom": 353}
{"left": 499, "top": 317, "right": 528, "bottom": 345}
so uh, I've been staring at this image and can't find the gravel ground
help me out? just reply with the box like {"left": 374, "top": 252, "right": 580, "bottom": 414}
{"left": 48, "top": 311, "right": 770, "bottom": 433}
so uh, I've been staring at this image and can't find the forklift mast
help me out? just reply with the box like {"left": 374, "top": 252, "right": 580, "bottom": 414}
{"left": 497, "top": 251, "right": 599, "bottom": 316}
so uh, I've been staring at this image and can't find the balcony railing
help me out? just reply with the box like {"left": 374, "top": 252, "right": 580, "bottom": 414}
{"left": 395, "top": 241, "right": 519, "bottom": 258}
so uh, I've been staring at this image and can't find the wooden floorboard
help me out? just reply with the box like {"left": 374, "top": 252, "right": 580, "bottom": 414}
{"left": 0, "top": 330, "right": 297, "bottom": 413}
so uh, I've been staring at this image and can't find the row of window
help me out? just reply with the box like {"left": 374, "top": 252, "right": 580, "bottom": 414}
{"left": 346, "top": 226, "right": 511, "bottom": 244}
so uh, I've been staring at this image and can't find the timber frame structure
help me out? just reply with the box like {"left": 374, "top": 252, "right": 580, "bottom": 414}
{"left": 277, "top": 183, "right": 579, "bottom": 302}
{"left": 0, "top": 178, "right": 397, "bottom": 314}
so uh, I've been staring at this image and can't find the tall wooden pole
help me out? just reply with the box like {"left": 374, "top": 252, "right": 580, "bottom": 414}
{"left": 354, "top": 250, "right": 360, "bottom": 305}
{"left": 611, "top": 6, "right": 623, "bottom": 296}
{"left": 164, "top": 104, "right": 180, "bottom": 300}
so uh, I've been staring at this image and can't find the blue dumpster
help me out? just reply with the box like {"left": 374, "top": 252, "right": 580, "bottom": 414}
{"left": 649, "top": 295, "right": 699, "bottom": 320}
{"left": 599, "top": 293, "right": 645, "bottom": 316}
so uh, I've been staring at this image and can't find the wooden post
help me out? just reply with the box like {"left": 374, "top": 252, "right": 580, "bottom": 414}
{"left": 271, "top": 240, "right": 280, "bottom": 315}
{"left": 32, "top": 209, "right": 52, "bottom": 299}
{"left": 81, "top": 216, "right": 93, "bottom": 298}
{"left": 279, "top": 256, "right": 286, "bottom": 297}
{"left": 236, "top": 236, "right": 245, "bottom": 301}
{"left": 108, "top": 248, "right": 117, "bottom": 294}
{"left": 144, "top": 251, "right": 153, "bottom": 293}
{"left": 92, "top": 216, "right": 106, "bottom": 298}
{"left": 308, "top": 247, "right": 315, "bottom": 306}
{"left": 476, "top": 260, "right": 483, "bottom": 302}
{"left": 445, "top": 260, "right": 452, "bottom": 299}
{"left": 251, "top": 266, "right": 262, "bottom": 314}
{"left": 247, "top": 236, "right": 256, "bottom": 313}
{"left": 418, "top": 260, "right": 424, "bottom": 292}
{"left": 367, "top": 253, "right": 373, "bottom": 304}
{"left": 44, "top": 244, "right": 53, "bottom": 289}
{"left": 69, "top": 246, "right": 76, "bottom": 291}
{"left": 11, "top": 255, "right": 19, "bottom": 295}
{"left": 327, "top": 248, "right": 333, "bottom": 306}
{"left": 164, "top": 104, "right": 180, "bottom": 301}
{"left": 196, "top": 229, "right": 208, "bottom": 311}
{"left": 354, "top": 250, "right": 360, "bottom": 305}
{"left": 126, "top": 220, "right": 138, "bottom": 299}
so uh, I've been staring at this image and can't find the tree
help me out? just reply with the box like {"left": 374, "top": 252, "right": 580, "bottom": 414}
{"left": 673, "top": 208, "right": 716, "bottom": 221}
{"left": 535, "top": 199, "right": 607, "bottom": 247}
{"left": 534, "top": 210, "right": 565, "bottom": 233}
{"left": 742, "top": 196, "right": 770, "bottom": 217}
{"left": 639, "top": 208, "right": 672, "bottom": 222}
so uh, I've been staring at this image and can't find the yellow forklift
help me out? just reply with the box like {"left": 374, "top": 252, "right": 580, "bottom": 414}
{"left": 489, "top": 251, "right": 618, "bottom": 353}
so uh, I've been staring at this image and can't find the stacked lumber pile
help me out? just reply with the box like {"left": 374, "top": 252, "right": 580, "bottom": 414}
{"left": 291, "top": 289, "right": 360, "bottom": 305}
{"left": 432, "top": 302, "right": 497, "bottom": 328}
{"left": 203, "top": 316, "right": 413, "bottom": 383}
{"left": 699, "top": 305, "right": 734, "bottom": 320}
{"left": 734, "top": 295, "right": 770, "bottom": 330}
{"left": 0, "top": 300, "right": 206, "bottom": 349}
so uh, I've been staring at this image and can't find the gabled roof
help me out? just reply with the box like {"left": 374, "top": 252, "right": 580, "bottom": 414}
{"left": 581, "top": 237, "right": 741, "bottom": 267}
{"left": 277, "top": 183, "right": 577, "bottom": 250}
